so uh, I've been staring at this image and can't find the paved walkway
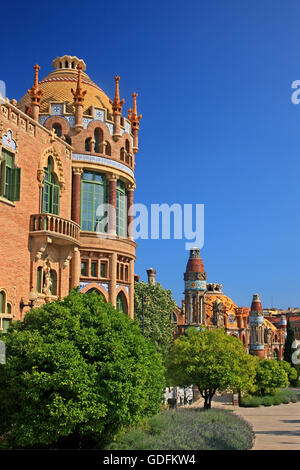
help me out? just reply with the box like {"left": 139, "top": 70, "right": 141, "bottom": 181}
{"left": 187, "top": 391, "right": 300, "bottom": 450}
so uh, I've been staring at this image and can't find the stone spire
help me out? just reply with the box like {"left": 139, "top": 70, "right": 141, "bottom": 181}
{"left": 27, "top": 64, "right": 43, "bottom": 121}
{"left": 109, "top": 75, "right": 125, "bottom": 141}
{"left": 71, "top": 63, "right": 87, "bottom": 131}
{"left": 128, "top": 92, "right": 142, "bottom": 153}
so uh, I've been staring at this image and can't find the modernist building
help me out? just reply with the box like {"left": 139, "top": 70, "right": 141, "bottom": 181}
{"left": 174, "top": 248, "right": 286, "bottom": 359}
{"left": 0, "top": 55, "right": 141, "bottom": 331}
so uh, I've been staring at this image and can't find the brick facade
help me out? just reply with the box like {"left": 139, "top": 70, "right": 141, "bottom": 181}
{"left": 0, "top": 55, "right": 140, "bottom": 330}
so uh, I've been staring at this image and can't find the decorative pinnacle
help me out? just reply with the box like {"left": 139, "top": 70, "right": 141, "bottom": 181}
{"left": 109, "top": 75, "right": 125, "bottom": 114}
{"left": 127, "top": 92, "right": 142, "bottom": 129}
{"left": 71, "top": 63, "right": 87, "bottom": 104}
{"left": 27, "top": 64, "right": 43, "bottom": 104}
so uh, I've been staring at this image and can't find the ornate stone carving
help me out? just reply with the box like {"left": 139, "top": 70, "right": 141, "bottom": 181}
{"left": 212, "top": 299, "right": 225, "bottom": 327}
{"left": 42, "top": 257, "right": 52, "bottom": 297}
{"left": 184, "top": 272, "right": 207, "bottom": 281}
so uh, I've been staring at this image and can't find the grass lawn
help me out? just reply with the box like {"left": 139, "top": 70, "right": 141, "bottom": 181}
{"left": 106, "top": 408, "right": 254, "bottom": 450}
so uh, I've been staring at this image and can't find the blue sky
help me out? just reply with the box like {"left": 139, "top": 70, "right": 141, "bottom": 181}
{"left": 2, "top": 0, "right": 300, "bottom": 309}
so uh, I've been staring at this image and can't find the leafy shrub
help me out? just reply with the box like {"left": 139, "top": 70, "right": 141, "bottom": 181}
{"left": 106, "top": 409, "right": 254, "bottom": 450}
{"left": 0, "top": 290, "right": 166, "bottom": 449}
{"left": 253, "top": 359, "right": 289, "bottom": 396}
{"left": 240, "top": 388, "right": 300, "bottom": 407}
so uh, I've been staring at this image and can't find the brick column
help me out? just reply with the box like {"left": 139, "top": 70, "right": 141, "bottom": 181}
{"left": 109, "top": 252, "right": 117, "bottom": 307}
{"left": 126, "top": 184, "right": 135, "bottom": 239}
{"left": 108, "top": 174, "right": 118, "bottom": 236}
{"left": 71, "top": 247, "right": 81, "bottom": 289}
{"left": 71, "top": 168, "right": 82, "bottom": 225}
{"left": 129, "top": 258, "right": 135, "bottom": 319}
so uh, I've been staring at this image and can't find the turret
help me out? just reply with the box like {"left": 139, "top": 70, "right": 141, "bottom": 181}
{"left": 249, "top": 294, "right": 265, "bottom": 357}
{"left": 184, "top": 248, "right": 207, "bottom": 325}
{"left": 71, "top": 63, "right": 87, "bottom": 131}
{"left": 128, "top": 92, "right": 142, "bottom": 153}
{"left": 147, "top": 268, "right": 156, "bottom": 285}
{"left": 109, "top": 75, "right": 125, "bottom": 141}
{"left": 27, "top": 64, "right": 43, "bottom": 121}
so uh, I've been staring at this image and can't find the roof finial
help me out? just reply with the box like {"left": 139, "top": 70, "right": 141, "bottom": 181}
{"left": 128, "top": 92, "right": 142, "bottom": 153}
{"left": 109, "top": 75, "right": 125, "bottom": 114}
{"left": 71, "top": 64, "right": 87, "bottom": 131}
{"left": 27, "top": 64, "right": 43, "bottom": 121}
{"left": 33, "top": 64, "right": 40, "bottom": 89}
{"left": 128, "top": 92, "right": 142, "bottom": 125}
{"left": 71, "top": 63, "right": 87, "bottom": 105}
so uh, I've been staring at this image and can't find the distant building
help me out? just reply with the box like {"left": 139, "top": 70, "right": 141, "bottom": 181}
{"left": 173, "top": 248, "right": 286, "bottom": 359}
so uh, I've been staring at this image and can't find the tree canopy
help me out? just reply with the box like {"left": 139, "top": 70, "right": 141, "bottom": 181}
{"left": 253, "top": 359, "right": 290, "bottom": 396}
{"left": 166, "top": 327, "right": 256, "bottom": 408}
{"left": 134, "top": 281, "right": 176, "bottom": 358}
{"left": 0, "top": 289, "right": 166, "bottom": 449}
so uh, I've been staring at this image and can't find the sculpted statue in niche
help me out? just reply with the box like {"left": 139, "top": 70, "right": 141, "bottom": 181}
{"left": 212, "top": 299, "right": 225, "bottom": 327}
{"left": 43, "top": 257, "right": 52, "bottom": 297}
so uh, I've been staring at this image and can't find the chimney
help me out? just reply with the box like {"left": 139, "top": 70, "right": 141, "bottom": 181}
{"left": 147, "top": 268, "right": 156, "bottom": 285}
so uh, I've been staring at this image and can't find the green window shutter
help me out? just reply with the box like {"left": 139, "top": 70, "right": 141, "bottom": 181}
{"left": 0, "top": 161, "right": 6, "bottom": 197}
{"left": 2, "top": 319, "right": 11, "bottom": 334}
{"left": 10, "top": 167, "right": 21, "bottom": 201}
{"left": 50, "top": 270, "right": 56, "bottom": 295}
{"left": 52, "top": 185, "right": 60, "bottom": 215}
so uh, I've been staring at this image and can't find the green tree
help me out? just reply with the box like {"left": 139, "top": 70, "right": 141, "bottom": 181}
{"left": 0, "top": 289, "right": 165, "bottom": 449}
{"left": 278, "top": 360, "right": 298, "bottom": 384}
{"left": 253, "top": 359, "right": 289, "bottom": 396}
{"left": 134, "top": 281, "right": 176, "bottom": 358}
{"left": 166, "top": 327, "right": 256, "bottom": 409}
{"left": 284, "top": 318, "right": 297, "bottom": 365}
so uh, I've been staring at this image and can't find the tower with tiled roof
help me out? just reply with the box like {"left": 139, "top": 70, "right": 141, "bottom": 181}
{"left": 249, "top": 293, "right": 265, "bottom": 357}
{"left": 184, "top": 248, "right": 207, "bottom": 324}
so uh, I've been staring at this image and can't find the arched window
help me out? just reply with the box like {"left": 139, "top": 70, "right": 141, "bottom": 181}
{"left": 94, "top": 128, "right": 103, "bottom": 153}
{"left": 42, "top": 157, "right": 60, "bottom": 215}
{"left": 50, "top": 270, "right": 57, "bottom": 295}
{"left": 86, "top": 288, "right": 106, "bottom": 302}
{"left": 125, "top": 139, "right": 130, "bottom": 153}
{"left": 120, "top": 147, "right": 125, "bottom": 161}
{"left": 81, "top": 171, "right": 107, "bottom": 232}
{"left": 116, "top": 292, "right": 128, "bottom": 315}
{"left": 0, "top": 291, "right": 5, "bottom": 313}
{"left": 273, "top": 349, "right": 279, "bottom": 360}
{"left": 53, "top": 124, "right": 62, "bottom": 137}
{"left": 85, "top": 138, "right": 92, "bottom": 152}
{"left": 105, "top": 142, "right": 111, "bottom": 156}
{"left": 0, "top": 290, "right": 12, "bottom": 333}
{"left": 116, "top": 180, "right": 127, "bottom": 237}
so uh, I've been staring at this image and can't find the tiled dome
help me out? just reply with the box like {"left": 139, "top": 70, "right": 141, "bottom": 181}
{"left": 17, "top": 55, "right": 113, "bottom": 116}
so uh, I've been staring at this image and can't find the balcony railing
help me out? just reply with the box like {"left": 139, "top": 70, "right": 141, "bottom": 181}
{"left": 30, "top": 213, "right": 80, "bottom": 243}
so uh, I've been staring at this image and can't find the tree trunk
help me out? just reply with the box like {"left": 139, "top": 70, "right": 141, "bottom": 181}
{"left": 200, "top": 389, "right": 214, "bottom": 409}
